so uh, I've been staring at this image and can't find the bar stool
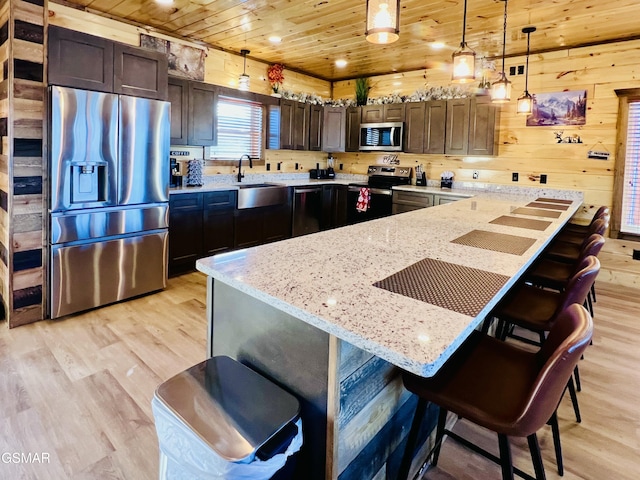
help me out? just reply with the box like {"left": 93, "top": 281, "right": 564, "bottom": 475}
{"left": 544, "top": 218, "right": 607, "bottom": 263}
{"left": 398, "top": 304, "right": 593, "bottom": 480}
{"left": 492, "top": 255, "right": 599, "bottom": 432}
{"left": 561, "top": 206, "right": 609, "bottom": 236}
{"left": 526, "top": 234, "right": 605, "bottom": 317}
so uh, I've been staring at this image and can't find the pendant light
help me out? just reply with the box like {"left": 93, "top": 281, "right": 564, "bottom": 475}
{"left": 238, "top": 49, "right": 250, "bottom": 91}
{"left": 517, "top": 26, "right": 536, "bottom": 114}
{"left": 491, "top": 0, "right": 511, "bottom": 103}
{"left": 451, "top": 0, "right": 475, "bottom": 83}
{"left": 365, "top": 0, "right": 400, "bottom": 45}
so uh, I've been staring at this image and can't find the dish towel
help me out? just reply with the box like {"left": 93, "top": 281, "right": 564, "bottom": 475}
{"left": 356, "top": 187, "right": 371, "bottom": 212}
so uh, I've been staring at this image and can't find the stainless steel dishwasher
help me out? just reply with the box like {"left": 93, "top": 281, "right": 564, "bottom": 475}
{"left": 292, "top": 186, "right": 323, "bottom": 237}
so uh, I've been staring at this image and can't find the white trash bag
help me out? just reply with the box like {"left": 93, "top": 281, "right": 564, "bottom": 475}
{"left": 153, "top": 396, "right": 303, "bottom": 480}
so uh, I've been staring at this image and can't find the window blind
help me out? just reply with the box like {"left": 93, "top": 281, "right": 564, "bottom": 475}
{"left": 621, "top": 102, "right": 640, "bottom": 234}
{"left": 210, "top": 96, "right": 263, "bottom": 161}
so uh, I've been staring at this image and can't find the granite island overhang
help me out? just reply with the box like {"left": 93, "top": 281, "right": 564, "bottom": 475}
{"left": 196, "top": 190, "right": 582, "bottom": 480}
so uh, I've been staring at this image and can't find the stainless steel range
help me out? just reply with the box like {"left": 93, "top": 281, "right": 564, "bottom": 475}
{"left": 48, "top": 86, "right": 170, "bottom": 318}
{"left": 347, "top": 165, "right": 412, "bottom": 224}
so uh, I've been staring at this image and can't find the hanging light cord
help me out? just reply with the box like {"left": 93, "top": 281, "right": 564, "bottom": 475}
{"left": 524, "top": 30, "right": 531, "bottom": 92}
{"left": 461, "top": 0, "right": 468, "bottom": 47}
{"left": 500, "top": 0, "right": 508, "bottom": 74}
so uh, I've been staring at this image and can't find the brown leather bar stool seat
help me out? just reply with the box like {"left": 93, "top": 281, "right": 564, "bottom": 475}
{"left": 526, "top": 234, "right": 604, "bottom": 295}
{"left": 398, "top": 304, "right": 593, "bottom": 480}
{"left": 544, "top": 219, "right": 607, "bottom": 263}
{"left": 555, "top": 213, "right": 609, "bottom": 245}
{"left": 561, "top": 206, "right": 609, "bottom": 236}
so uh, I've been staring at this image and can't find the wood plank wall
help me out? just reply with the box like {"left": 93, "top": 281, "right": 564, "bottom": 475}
{"left": 0, "top": 0, "right": 46, "bottom": 328}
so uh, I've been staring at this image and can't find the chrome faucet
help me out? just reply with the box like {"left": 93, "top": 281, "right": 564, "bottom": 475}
{"left": 237, "top": 154, "right": 253, "bottom": 182}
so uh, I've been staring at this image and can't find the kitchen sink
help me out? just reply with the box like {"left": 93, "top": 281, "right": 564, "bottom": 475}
{"left": 236, "top": 183, "right": 289, "bottom": 209}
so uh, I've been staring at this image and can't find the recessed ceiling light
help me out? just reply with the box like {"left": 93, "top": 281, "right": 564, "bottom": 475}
{"left": 269, "top": 36, "right": 282, "bottom": 44}
{"left": 393, "top": 81, "right": 402, "bottom": 86}
{"left": 430, "top": 42, "right": 445, "bottom": 50}
{"left": 156, "top": 0, "right": 174, "bottom": 5}
{"left": 335, "top": 59, "right": 347, "bottom": 68}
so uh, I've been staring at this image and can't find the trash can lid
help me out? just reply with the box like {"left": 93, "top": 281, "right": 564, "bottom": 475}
{"left": 154, "top": 356, "right": 300, "bottom": 462}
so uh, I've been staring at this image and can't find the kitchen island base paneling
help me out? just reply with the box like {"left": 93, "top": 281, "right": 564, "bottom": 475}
{"left": 207, "top": 278, "right": 438, "bottom": 480}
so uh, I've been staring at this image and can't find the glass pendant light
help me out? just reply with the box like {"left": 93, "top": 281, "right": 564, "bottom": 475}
{"left": 517, "top": 27, "right": 536, "bottom": 114}
{"left": 491, "top": 0, "right": 511, "bottom": 103}
{"left": 365, "top": 0, "right": 400, "bottom": 45}
{"left": 238, "top": 49, "right": 250, "bottom": 91}
{"left": 452, "top": 0, "right": 476, "bottom": 83}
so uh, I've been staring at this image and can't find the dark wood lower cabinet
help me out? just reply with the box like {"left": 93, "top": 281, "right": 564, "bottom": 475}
{"left": 235, "top": 203, "right": 292, "bottom": 248}
{"left": 203, "top": 191, "right": 236, "bottom": 256}
{"left": 170, "top": 185, "right": 347, "bottom": 275}
{"left": 169, "top": 194, "right": 203, "bottom": 276}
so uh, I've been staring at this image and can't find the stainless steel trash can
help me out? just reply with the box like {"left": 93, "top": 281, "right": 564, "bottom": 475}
{"left": 152, "top": 356, "right": 302, "bottom": 480}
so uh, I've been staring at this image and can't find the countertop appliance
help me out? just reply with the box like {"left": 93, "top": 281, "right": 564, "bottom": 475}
{"left": 347, "top": 165, "right": 412, "bottom": 224}
{"left": 359, "top": 122, "right": 404, "bottom": 151}
{"left": 48, "top": 86, "right": 170, "bottom": 318}
{"left": 292, "top": 186, "right": 323, "bottom": 237}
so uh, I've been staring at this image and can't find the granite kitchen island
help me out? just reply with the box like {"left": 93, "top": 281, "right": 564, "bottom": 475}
{"left": 196, "top": 190, "right": 581, "bottom": 480}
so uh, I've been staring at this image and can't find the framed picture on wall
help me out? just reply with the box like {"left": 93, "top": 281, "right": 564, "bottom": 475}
{"left": 140, "top": 34, "right": 206, "bottom": 81}
{"left": 526, "top": 90, "right": 587, "bottom": 126}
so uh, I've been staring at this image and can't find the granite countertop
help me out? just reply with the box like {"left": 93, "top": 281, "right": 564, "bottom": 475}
{"left": 196, "top": 190, "right": 582, "bottom": 377}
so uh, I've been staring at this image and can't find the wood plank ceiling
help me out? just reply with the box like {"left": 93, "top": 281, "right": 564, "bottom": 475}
{"left": 53, "top": 0, "right": 640, "bottom": 81}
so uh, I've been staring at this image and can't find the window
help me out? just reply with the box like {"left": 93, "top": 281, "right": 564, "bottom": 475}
{"left": 621, "top": 101, "right": 640, "bottom": 234}
{"left": 210, "top": 96, "right": 263, "bottom": 161}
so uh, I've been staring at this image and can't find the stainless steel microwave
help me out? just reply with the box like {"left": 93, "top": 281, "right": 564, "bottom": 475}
{"left": 359, "top": 122, "right": 404, "bottom": 151}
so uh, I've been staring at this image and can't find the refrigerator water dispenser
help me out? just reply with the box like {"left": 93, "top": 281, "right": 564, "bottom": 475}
{"left": 70, "top": 162, "right": 108, "bottom": 204}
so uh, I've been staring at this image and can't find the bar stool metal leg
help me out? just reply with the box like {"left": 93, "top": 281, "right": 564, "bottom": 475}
{"left": 567, "top": 376, "right": 581, "bottom": 423}
{"left": 398, "top": 397, "right": 428, "bottom": 480}
{"left": 527, "top": 433, "right": 547, "bottom": 480}
{"left": 498, "top": 434, "right": 515, "bottom": 480}
{"left": 548, "top": 411, "right": 563, "bottom": 476}
{"left": 431, "top": 407, "right": 448, "bottom": 467}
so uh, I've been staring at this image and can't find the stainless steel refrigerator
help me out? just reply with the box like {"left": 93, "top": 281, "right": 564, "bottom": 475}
{"left": 49, "top": 86, "right": 170, "bottom": 318}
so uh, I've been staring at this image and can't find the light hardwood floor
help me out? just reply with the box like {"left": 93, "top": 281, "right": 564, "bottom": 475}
{"left": 0, "top": 269, "right": 639, "bottom": 479}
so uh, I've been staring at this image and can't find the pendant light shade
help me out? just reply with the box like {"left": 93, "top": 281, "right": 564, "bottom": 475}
{"left": 238, "top": 49, "right": 250, "bottom": 91}
{"left": 517, "top": 26, "right": 536, "bottom": 114}
{"left": 452, "top": 0, "right": 476, "bottom": 83}
{"left": 491, "top": 0, "right": 511, "bottom": 103}
{"left": 365, "top": 0, "right": 400, "bottom": 45}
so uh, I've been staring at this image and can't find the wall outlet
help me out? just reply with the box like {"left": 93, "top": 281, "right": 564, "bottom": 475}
{"left": 509, "top": 66, "right": 516, "bottom": 76}
{"left": 339, "top": 163, "right": 343, "bottom": 170}
{"left": 472, "top": 170, "right": 479, "bottom": 179}
{"left": 512, "top": 172, "right": 519, "bottom": 182}
{"left": 517, "top": 65, "right": 525, "bottom": 75}
{"left": 540, "top": 174, "right": 547, "bottom": 184}
{"left": 277, "top": 162, "right": 281, "bottom": 171}
{"left": 266, "top": 163, "right": 271, "bottom": 171}
{"left": 295, "top": 162, "right": 299, "bottom": 170}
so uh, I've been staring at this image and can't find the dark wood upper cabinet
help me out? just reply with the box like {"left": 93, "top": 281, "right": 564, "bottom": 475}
{"left": 322, "top": 106, "right": 346, "bottom": 152}
{"left": 361, "top": 105, "right": 384, "bottom": 123}
{"left": 293, "top": 102, "right": 310, "bottom": 150}
{"left": 345, "top": 106, "right": 361, "bottom": 152}
{"left": 279, "top": 99, "right": 310, "bottom": 150}
{"left": 48, "top": 26, "right": 114, "bottom": 92}
{"left": 361, "top": 104, "right": 405, "bottom": 123}
{"left": 308, "top": 104, "right": 323, "bottom": 151}
{"left": 385, "top": 103, "right": 405, "bottom": 122}
{"left": 445, "top": 98, "right": 471, "bottom": 155}
{"left": 114, "top": 44, "right": 168, "bottom": 100}
{"left": 188, "top": 81, "right": 218, "bottom": 146}
{"left": 405, "top": 101, "right": 446, "bottom": 154}
{"left": 424, "top": 100, "right": 447, "bottom": 154}
{"left": 168, "top": 77, "right": 189, "bottom": 145}
{"left": 404, "top": 102, "right": 426, "bottom": 153}
{"left": 468, "top": 98, "right": 498, "bottom": 156}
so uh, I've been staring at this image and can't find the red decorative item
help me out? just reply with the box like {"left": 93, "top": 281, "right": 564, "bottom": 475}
{"left": 356, "top": 187, "right": 371, "bottom": 212}
{"left": 267, "top": 63, "right": 285, "bottom": 93}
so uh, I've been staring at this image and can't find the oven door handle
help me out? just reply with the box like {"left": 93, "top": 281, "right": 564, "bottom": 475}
{"left": 349, "top": 186, "right": 392, "bottom": 196}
